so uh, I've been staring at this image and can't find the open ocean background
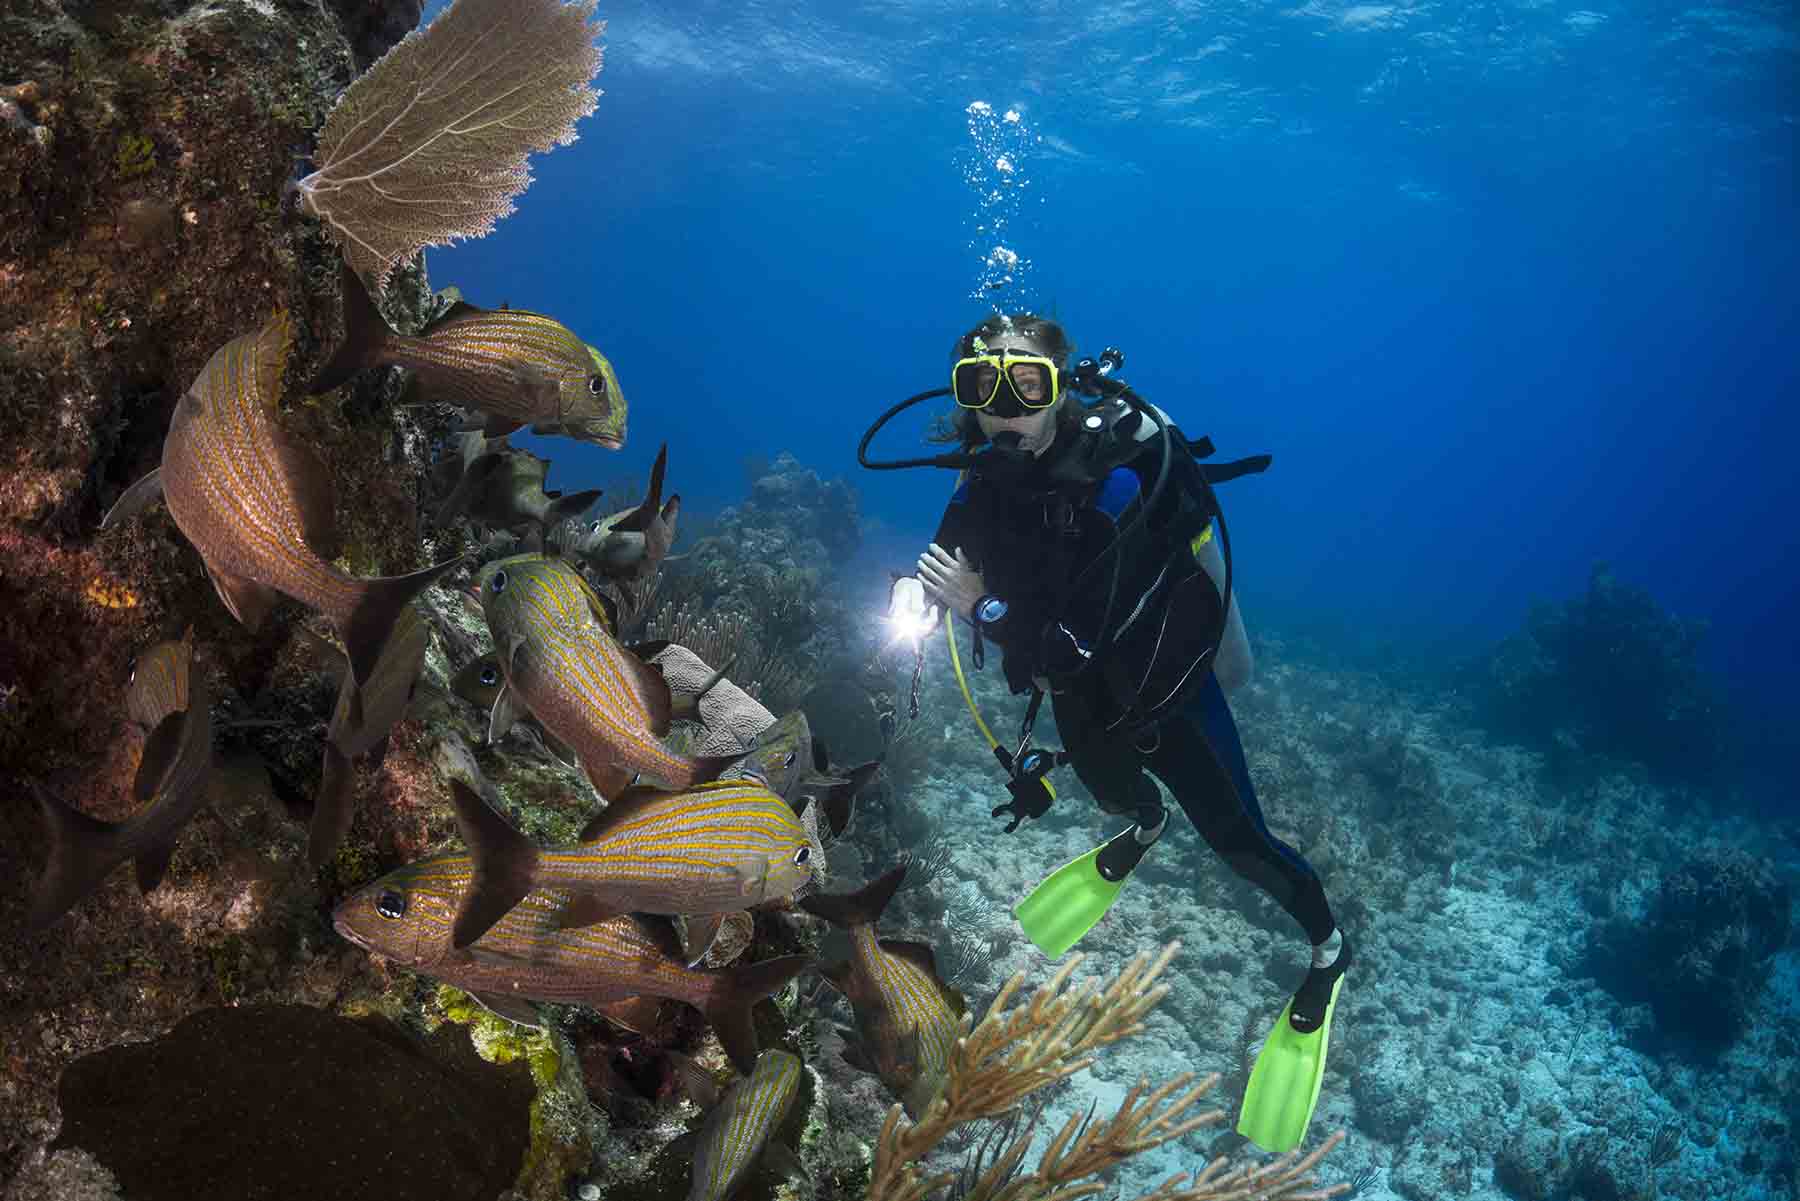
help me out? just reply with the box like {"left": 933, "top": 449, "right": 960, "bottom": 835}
{"left": 418, "top": 1, "right": 1797, "bottom": 801}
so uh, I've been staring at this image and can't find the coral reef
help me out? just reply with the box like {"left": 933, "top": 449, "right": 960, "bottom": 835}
{"left": 1586, "top": 845, "right": 1792, "bottom": 1053}
{"left": 1471, "top": 563, "right": 1727, "bottom": 787}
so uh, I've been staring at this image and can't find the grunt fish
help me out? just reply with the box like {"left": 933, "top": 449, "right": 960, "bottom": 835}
{"left": 436, "top": 440, "right": 602, "bottom": 539}
{"left": 28, "top": 630, "right": 213, "bottom": 929}
{"left": 799, "top": 866, "right": 966, "bottom": 1118}
{"left": 100, "top": 313, "right": 466, "bottom": 715}
{"left": 723, "top": 711, "right": 814, "bottom": 802}
{"left": 332, "top": 854, "right": 806, "bottom": 1074}
{"left": 446, "top": 777, "right": 813, "bottom": 949}
{"left": 475, "top": 553, "right": 735, "bottom": 797}
{"left": 448, "top": 653, "right": 573, "bottom": 762}
{"left": 311, "top": 263, "right": 627, "bottom": 448}
{"left": 685, "top": 1049, "right": 805, "bottom": 1201}
{"left": 303, "top": 606, "right": 430, "bottom": 865}
{"left": 564, "top": 444, "right": 679, "bottom": 583}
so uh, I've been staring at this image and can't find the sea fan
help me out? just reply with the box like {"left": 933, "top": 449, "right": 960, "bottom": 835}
{"left": 295, "top": 0, "right": 604, "bottom": 293}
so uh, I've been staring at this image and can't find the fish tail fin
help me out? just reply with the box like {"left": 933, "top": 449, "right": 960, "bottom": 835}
{"left": 707, "top": 954, "right": 809, "bottom": 1076}
{"left": 446, "top": 778, "right": 540, "bottom": 949}
{"left": 613, "top": 444, "right": 667, "bottom": 534}
{"left": 339, "top": 556, "right": 467, "bottom": 693}
{"left": 544, "top": 489, "right": 603, "bottom": 532}
{"left": 309, "top": 742, "right": 355, "bottom": 867}
{"left": 797, "top": 864, "right": 907, "bottom": 930}
{"left": 27, "top": 785, "right": 126, "bottom": 931}
{"left": 309, "top": 260, "right": 396, "bottom": 395}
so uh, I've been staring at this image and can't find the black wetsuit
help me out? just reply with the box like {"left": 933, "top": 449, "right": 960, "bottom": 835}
{"left": 932, "top": 435, "right": 1336, "bottom": 946}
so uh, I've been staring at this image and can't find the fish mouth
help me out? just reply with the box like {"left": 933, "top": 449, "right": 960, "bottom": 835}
{"left": 590, "top": 433, "right": 624, "bottom": 450}
{"left": 332, "top": 915, "right": 370, "bottom": 951}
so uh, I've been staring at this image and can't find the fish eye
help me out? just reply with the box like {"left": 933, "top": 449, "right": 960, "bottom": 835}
{"left": 588, "top": 374, "right": 607, "bottom": 397}
{"left": 793, "top": 847, "right": 810, "bottom": 866}
{"left": 479, "top": 666, "right": 499, "bottom": 686}
{"left": 590, "top": 520, "right": 604, "bottom": 533}
{"left": 375, "top": 890, "right": 407, "bottom": 920}
{"left": 489, "top": 570, "right": 508, "bottom": 593}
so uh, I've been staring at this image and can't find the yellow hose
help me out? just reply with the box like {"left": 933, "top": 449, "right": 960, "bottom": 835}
{"left": 945, "top": 605, "right": 1056, "bottom": 799}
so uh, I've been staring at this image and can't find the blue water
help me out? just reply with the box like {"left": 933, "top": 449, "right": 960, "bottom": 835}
{"left": 421, "top": 0, "right": 1799, "bottom": 799}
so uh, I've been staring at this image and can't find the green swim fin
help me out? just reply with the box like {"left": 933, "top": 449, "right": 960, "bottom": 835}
{"left": 1014, "top": 820, "right": 1162, "bottom": 959}
{"left": 1237, "top": 941, "right": 1351, "bottom": 1153}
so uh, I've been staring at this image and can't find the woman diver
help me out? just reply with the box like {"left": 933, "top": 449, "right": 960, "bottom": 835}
{"left": 874, "top": 312, "right": 1350, "bottom": 1153}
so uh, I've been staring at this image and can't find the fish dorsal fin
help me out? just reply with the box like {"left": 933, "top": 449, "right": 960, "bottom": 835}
{"left": 132, "top": 711, "right": 188, "bottom": 802}
{"left": 554, "top": 893, "right": 622, "bottom": 930}
{"left": 878, "top": 939, "right": 944, "bottom": 984}
{"left": 612, "top": 444, "right": 667, "bottom": 533}
{"left": 578, "top": 577, "right": 618, "bottom": 634}
{"left": 627, "top": 639, "right": 672, "bottom": 662}
{"left": 577, "top": 785, "right": 669, "bottom": 844}
{"left": 269, "top": 426, "right": 339, "bottom": 559}
{"left": 422, "top": 298, "right": 486, "bottom": 334}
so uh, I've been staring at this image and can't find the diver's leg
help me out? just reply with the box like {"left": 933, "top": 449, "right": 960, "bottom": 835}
{"left": 1148, "top": 675, "right": 1341, "bottom": 965}
{"left": 1050, "top": 686, "right": 1162, "bottom": 818}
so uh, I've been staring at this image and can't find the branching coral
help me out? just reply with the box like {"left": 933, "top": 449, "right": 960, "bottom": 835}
{"left": 866, "top": 944, "right": 1344, "bottom": 1201}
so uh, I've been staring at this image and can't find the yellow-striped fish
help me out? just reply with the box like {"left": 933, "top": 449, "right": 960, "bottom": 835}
{"left": 331, "top": 852, "right": 806, "bottom": 1074}
{"left": 100, "top": 313, "right": 466, "bottom": 711}
{"left": 687, "top": 1050, "right": 805, "bottom": 1201}
{"left": 475, "top": 553, "right": 734, "bottom": 798}
{"left": 28, "top": 629, "right": 213, "bottom": 929}
{"left": 445, "top": 777, "right": 813, "bottom": 949}
{"left": 799, "top": 866, "right": 965, "bottom": 1118}
{"left": 310, "top": 263, "right": 627, "bottom": 448}
{"left": 303, "top": 605, "right": 430, "bottom": 865}
{"left": 448, "top": 652, "right": 574, "bottom": 762}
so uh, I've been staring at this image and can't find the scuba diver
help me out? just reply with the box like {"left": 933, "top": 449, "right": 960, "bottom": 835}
{"left": 859, "top": 312, "right": 1349, "bottom": 1154}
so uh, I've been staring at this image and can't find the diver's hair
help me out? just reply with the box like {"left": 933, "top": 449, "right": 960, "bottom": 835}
{"left": 929, "top": 313, "right": 1082, "bottom": 448}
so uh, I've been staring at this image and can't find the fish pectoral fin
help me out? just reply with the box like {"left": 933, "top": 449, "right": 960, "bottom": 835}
{"left": 622, "top": 655, "right": 675, "bottom": 738}
{"left": 836, "top": 1032, "right": 872, "bottom": 1073}
{"left": 553, "top": 893, "right": 621, "bottom": 931}
{"left": 131, "top": 711, "right": 189, "bottom": 803}
{"left": 897, "top": 1023, "right": 923, "bottom": 1068}
{"left": 760, "top": 1142, "right": 808, "bottom": 1185}
{"left": 487, "top": 682, "right": 524, "bottom": 745}
{"left": 878, "top": 938, "right": 945, "bottom": 985}
{"left": 480, "top": 414, "right": 525, "bottom": 438}
{"left": 817, "top": 960, "right": 851, "bottom": 995}
{"left": 665, "top": 1050, "right": 721, "bottom": 1109}
{"left": 469, "top": 990, "right": 543, "bottom": 1030}
{"left": 582, "top": 758, "right": 637, "bottom": 802}
{"left": 100, "top": 465, "right": 164, "bottom": 529}
{"left": 269, "top": 425, "right": 340, "bottom": 559}
{"left": 677, "top": 913, "right": 727, "bottom": 968}
{"left": 205, "top": 565, "right": 280, "bottom": 632}
{"left": 133, "top": 838, "right": 178, "bottom": 895}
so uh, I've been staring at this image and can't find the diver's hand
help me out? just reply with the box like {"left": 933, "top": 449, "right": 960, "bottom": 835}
{"left": 918, "top": 544, "right": 985, "bottom": 623}
{"left": 886, "top": 575, "right": 939, "bottom": 642}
